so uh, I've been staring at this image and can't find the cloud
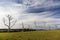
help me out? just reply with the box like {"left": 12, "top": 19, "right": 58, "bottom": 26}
{"left": 0, "top": 0, "right": 60, "bottom": 29}
{"left": 21, "top": 0, "right": 60, "bottom": 29}
{"left": 0, "top": 0, "right": 26, "bottom": 29}
{"left": 24, "top": 0, "right": 60, "bottom": 18}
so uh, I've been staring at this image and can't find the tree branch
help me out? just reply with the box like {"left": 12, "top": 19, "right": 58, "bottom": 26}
{"left": 3, "top": 18, "right": 9, "bottom": 27}
{"left": 11, "top": 20, "right": 17, "bottom": 27}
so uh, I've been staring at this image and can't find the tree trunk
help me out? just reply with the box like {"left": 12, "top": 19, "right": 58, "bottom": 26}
{"left": 8, "top": 27, "right": 10, "bottom": 32}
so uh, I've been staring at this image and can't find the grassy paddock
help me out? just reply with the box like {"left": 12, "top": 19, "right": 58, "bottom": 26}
{"left": 0, "top": 30, "right": 60, "bottom": 40}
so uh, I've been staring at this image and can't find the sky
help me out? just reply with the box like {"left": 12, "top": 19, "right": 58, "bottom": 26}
{"left": 0, "top": 0, "right": 60, "bottom": 29}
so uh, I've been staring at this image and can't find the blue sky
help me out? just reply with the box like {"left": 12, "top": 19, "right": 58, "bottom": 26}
{"left": 0, "top": 0, "right": 60, "bottom": 29}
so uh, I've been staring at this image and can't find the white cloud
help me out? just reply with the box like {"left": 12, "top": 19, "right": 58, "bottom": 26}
{"left": 0, "top": 1, "right": 26, "bottom": 29}
{"left": 0, "top": 0, "right": 59, "bottom": 29}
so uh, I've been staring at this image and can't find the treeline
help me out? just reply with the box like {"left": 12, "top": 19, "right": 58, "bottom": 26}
{"left": 0, "top": 29, "right": 36, "bottom": 32}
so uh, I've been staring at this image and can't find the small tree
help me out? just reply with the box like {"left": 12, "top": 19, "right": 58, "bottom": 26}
{"left": 55, "top": 24, "right": 57, "bottom": 29}
{"left": 3, "top": 15, "right": 17, "bottom": 32}
{"left": 34, "top": 21, "right": 37, "bottom": 30}
{"left": 21, "top": 22, "right": 25, "bottom": 32}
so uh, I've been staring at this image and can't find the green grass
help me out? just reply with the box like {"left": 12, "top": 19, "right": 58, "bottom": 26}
{"left": 0, "top": 30, "right": 60, "bottom": 40}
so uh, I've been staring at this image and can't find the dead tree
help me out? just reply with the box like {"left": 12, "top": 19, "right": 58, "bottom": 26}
{"left": 34, "top": 21, "right": 37, "bottom": 30}
{"left": 55, "top": 24, "right": 57, "bottom": 29}
{"left": 21, "top": 22, "right": 25, "bottom": 32}
{"left": 3, "top": 15, "right": 17, "bottom": 32}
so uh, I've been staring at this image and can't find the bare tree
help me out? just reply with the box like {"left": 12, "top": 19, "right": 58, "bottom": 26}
{"left": 34, "top": 21, "right": 37, "bottom": 30}
{"left": 54, "top": 24, "right": 57, "bottom": 29}
{"left": 48, "top": 24, "right": 51, "bottom": 30}
{"left": 22, "top": 22, "right": 24, "bottom": 29}
{"left": 21, "top": 22, "right": 25, "bottom": 32}
{"left": 3, "top": 15, "right": 17, "bottom": 32}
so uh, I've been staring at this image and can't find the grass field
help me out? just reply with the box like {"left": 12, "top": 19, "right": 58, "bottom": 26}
{"left": 0, "top": 30, "right": 60, "bottom": 40}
